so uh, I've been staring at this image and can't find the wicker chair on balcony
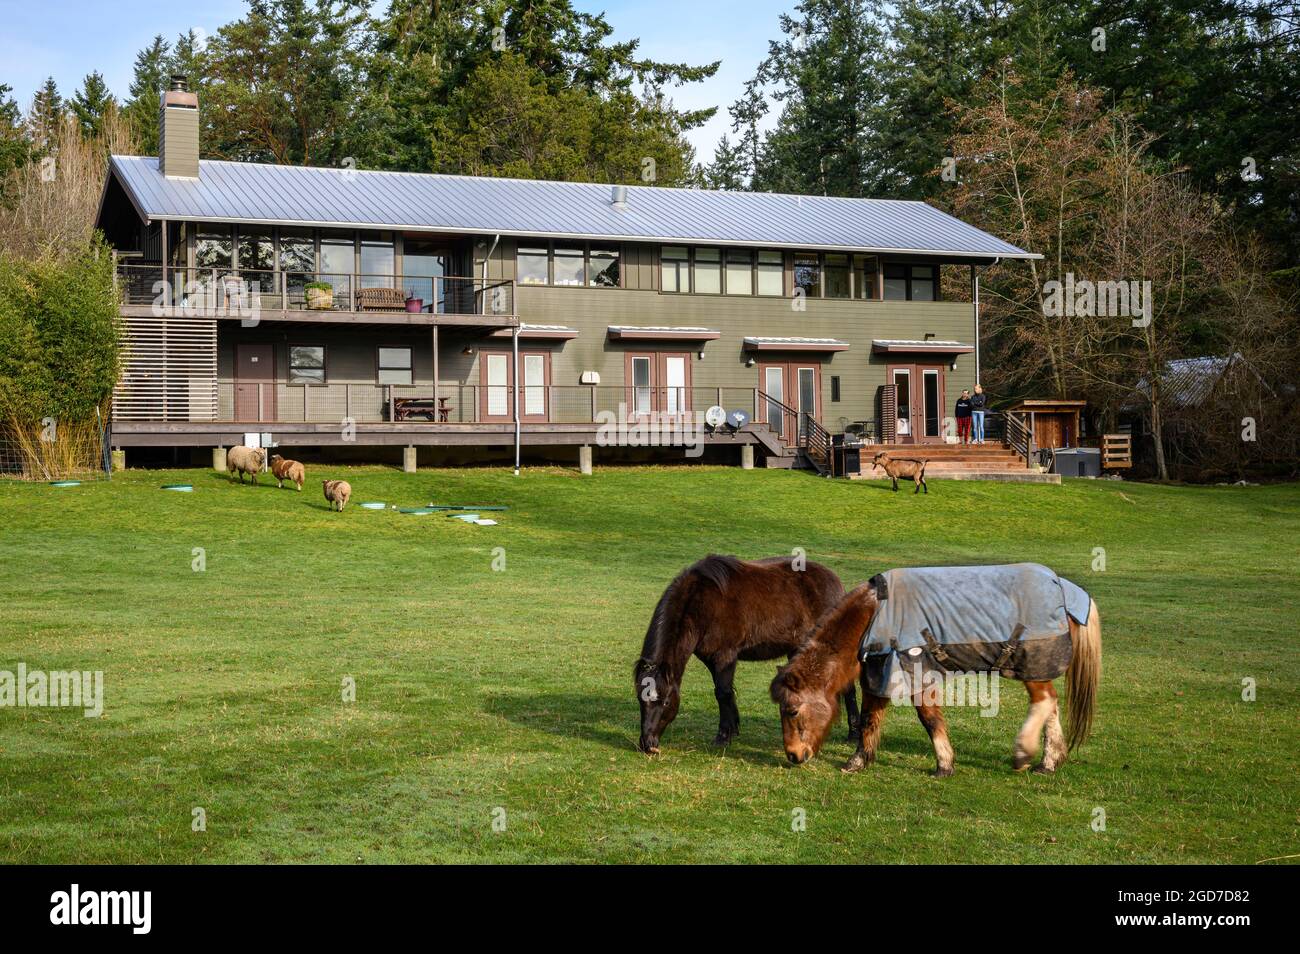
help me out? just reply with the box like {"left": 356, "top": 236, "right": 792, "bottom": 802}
{"left": 356, "top": 287, "right": 407, "bottom": 312}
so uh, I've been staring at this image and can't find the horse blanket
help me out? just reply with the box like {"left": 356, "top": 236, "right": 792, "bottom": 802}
{"left": 857, "top": 563, "right": 1091, "bottom": 698}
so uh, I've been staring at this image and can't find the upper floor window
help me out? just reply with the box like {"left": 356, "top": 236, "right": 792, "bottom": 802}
{"left": 359, "top": 232, "right": 395, "bottom": 287}
{"left": 854, "top": 255, "right": 879, "bottom": 299}
{"left": 884, "top": 263, "right": 938, "bottom": 301}
{"left": 553, "top": 245, "right": 585, "bottom": 286}
{"left": 725, "top": 249, "right": 753, "bottom": 295}
{"left": 517, "top": 246, "right": 549, "bottom": 285}
{"left": 661, "top": 246, "right": 690, "bottom": 293}
{"left": 196, "top": 227, "right": 232, "bottom": 269}
{"left": 824, "top": 254, "right": 851, "bottom": 299}
{"left": 884, "top": 263, "right": 908, "bottom": 300}
{"left": 320, "top": 234, "right": 355, "bottom": 281}
{"left": 590, "top": 248, "right": 620, "bottom": 287}
{"left": 237, "top": 229, "right": 274, "bottom": 272}
{"left": 757, "top": 250, "right": 784, "bottom": 296}
{"left": 280, "top": 230, "right": 314, "bottom": 273}
{"left": 694, "top": 247, "right": 721, "bottom": 294}
{"left": 793, "top": 254, "right": 821, "bottom": 298}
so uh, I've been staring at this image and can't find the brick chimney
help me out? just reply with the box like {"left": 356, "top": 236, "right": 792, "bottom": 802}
{"left": 158, "top": 74, "right": 199, "bottom": 178}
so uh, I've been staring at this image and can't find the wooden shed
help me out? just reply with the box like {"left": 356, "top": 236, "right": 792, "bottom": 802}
{"left": 1004, "top": 399, "right": 1086, "bottom": 449}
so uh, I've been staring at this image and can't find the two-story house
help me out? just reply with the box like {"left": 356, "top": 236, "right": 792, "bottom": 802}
{"left": 94, "top": 77, "right": 1038, "bottom": 472}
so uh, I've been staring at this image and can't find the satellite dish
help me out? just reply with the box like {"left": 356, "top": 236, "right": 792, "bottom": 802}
{"left": 704, "top": 405, "right": 726, "bottom": 428}
{"left": 727, "top": 409, "right": 750, "bottom": 430}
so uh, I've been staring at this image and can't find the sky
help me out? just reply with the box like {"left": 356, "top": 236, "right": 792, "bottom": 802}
{"left": 0, "top": 0, "right": 791, "bottom": 165}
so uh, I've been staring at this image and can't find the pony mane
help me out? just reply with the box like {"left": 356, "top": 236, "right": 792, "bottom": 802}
{"left": 637, "top": 554, "right": 745, "bottom": 670}
{"left": 772, "top": 581, "right": 878, "bottom": 701}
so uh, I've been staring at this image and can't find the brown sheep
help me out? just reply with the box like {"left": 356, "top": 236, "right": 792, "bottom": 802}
{"left": 270, "top": 454, "right": 305, "bottom": 491}
{"left": 227, "top": 446, "right": 266, "bottom": 484}
{"left": 322, "top": 479, "right": 352, "bottom": 511}
{"left": 872, "top": 451, "right": 928, "bottom": 494}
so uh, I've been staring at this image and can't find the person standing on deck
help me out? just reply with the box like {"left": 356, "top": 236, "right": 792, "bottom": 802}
{"left": 955, "top": 390, "right": 973, "bottom": 444}
{"left": 971, "top": 385, "right": 987, "bottom": 444}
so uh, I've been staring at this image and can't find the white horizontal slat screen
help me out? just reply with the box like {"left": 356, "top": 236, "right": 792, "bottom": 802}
{"left": 112, "top": 315, "right": 218, "bottom": 421}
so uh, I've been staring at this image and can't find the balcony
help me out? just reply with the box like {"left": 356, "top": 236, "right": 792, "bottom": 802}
{"left": 115, "top": 264, "right": 517, "bottom": 327}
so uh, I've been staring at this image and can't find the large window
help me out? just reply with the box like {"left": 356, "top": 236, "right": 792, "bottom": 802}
{"left": 793, "top": 254, "right": 821, "bottom": 298}
{"left": 280, "top": 230, "right": 315, "bottom": 273}
{"left": 289, "top": 345, "right": 326, "bottom": 385}
{"left": 910, "top": 264, "right": 936, "bottom": 301}
{"left": 589, "top": 248, "right": 620, "bottom": 287}
{"left": 694, "top": 247, "right": 721, "bottom": 294}
{"left": 884, "top": 263, "right": 909, "bottom": 300}
{"left": 884, "top": 263, "right": 938, "bottom": 301}
{"left": 517, "top": 246, "right": 549, "bottom": 285}
{"left": 854, "top": 255, "right": 879, "bottom": 299}
{"left": 725, "top": 249, "right": 753, "bottom": 295}
{"left": 359, "top": 232, "right": 395, "bottom": 288}
{"left": 237, "top": 229, "right": 274, "bottom": 272}
{"left": 824, "top": 254, "right": 850, "bottom": 299}
{"left": 320, "top": 234, "right": 354, "bottom": 279}
{"left": 661, "top": 246, "right": 690, "bottom": 293}
{"left": 377, "top": 347, "right": 412, "bottom": 386}
{"left": 553, "top": 245, "right": 585, "bottom": 286}
{"left": 195, "top": 227, "right": 233, "bottom": 269}
{"left": 757, "top": 250, "right": 784, "bottom": 296}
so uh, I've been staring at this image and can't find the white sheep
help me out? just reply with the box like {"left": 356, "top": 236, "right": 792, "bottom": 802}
{"left": 226, "top": 446, "right": 266, "bottom": 484}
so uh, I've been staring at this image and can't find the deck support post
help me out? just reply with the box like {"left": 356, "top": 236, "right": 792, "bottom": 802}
{"left": 740, "top": 444, "right": 754, "bottom": 470}
{"left": 512, "top": 324, "right": 520, "bottom": 475}
{"left": 403, "top": 445, "right": 417, "bottom": 473}
{"left": 212, "top": 446, "right": 227, "bottom": 472}
{"left": 432, "top": 323, "right": 439, "bottom": 413}
{"left": 111, "top": 449, "right": 125, "bottom": 472}
{"left": 578, "top": 444, "right": 592, "bottom": 475}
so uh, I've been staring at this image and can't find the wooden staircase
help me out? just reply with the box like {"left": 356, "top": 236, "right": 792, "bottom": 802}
{"left": 851, "top": 442, "right": 1062, "bottom": 484}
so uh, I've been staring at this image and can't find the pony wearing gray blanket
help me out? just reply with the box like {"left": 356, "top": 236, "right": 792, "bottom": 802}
{"left": 771, "top": 563, "right": 1101, "bottom": 776}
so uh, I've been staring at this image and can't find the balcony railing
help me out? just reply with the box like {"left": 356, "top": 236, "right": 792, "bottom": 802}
{"left": 116, "top": 265, "right": 515, "bottom": 318}
{"left": 208, "top": 385, "right": 767, "bottom": 427}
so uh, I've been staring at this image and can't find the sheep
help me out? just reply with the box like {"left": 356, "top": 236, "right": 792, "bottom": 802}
{"left": 226, "top": 446, "right": 266, "bottom": 484}
{"left": 322, "top": 479, "right": 352, "bottom": 511}
{"left": 872, "top": 451, "right": 929, "bottom": 494}
{"left": 270, "top": 454, "right": 305, "bottom": 491}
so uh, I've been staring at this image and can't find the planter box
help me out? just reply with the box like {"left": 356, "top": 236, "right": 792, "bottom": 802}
{"left": 305, "top": 287, "right": 334, "bottom": 310}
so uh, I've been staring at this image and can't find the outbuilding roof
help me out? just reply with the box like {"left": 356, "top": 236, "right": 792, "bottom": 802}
{"left": 103, "top": 155, "right": 1039, "bottom": 260}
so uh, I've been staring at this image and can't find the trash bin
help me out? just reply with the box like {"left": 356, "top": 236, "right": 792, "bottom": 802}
{"left": 1050, "top": 447, "right": 1101, "bottom": 477}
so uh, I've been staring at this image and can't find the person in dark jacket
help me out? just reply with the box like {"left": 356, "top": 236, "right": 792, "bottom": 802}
{"left": 971, "top": 385, "right": 988, "bottom": 444}
{"left": 955, "top": 390, "right": 973, "bottom": 444}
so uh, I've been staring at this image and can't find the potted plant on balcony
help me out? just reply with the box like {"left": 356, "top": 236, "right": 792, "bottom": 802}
{"left": 404, "top": 288, "right": 424, "bottom": 313}
{"left": 305, "top": 281, "right": 333, "bottom": 310}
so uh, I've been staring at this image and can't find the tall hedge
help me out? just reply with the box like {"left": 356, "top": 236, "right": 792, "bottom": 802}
{"left": 0, "top": 236, "right": 120, "bottom": 425}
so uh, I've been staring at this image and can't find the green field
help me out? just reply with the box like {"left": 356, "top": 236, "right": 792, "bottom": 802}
{"left": 0, "top": 465, "right": 1296, "bottom": 864}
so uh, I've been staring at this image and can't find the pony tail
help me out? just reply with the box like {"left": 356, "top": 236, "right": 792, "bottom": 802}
{"left": 1065, "top": 600, "right": 1102, "bottom": 751}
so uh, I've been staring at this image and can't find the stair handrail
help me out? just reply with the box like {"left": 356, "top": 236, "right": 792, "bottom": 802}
{"left": 756, "top": 389, "right": 832, "bottom": 475}
{"left": 1003, "top": 410, "right": 1034, "bottom": 468}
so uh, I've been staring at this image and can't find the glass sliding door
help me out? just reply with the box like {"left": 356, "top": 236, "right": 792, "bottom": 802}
{"left": 893, "top": 368, "right": 912, "bottom": 440}
{"left": 632, "top": 356, "right": 652, "bottom": 416}
{"left": 663, "top": 355, "right": 686, "bottom": 414}
{"left": 923, "top": 368, "right": 940, "bottom": 439}
{"left": 797, "top": 367, "right": 817, "bottom": 439}
{"left": 403, "top": 239, "right": 450, "bottom": 313}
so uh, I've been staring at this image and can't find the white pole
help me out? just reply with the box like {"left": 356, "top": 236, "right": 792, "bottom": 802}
{"left": 513, "top": 324, "right": 520, "bottom": 476}
{"left": 972, "top": 264, "right": 980, "bottom": 386}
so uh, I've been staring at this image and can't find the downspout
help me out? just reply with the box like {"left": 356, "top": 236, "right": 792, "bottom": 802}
{"left": 971, "top": 257, "right": 1000, "bottom": 385}
{"left": 481, "top": 233, "right": 518, "bottom": 474}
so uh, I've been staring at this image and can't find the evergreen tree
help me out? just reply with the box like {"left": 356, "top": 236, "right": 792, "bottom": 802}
{"left": 70, "top": 71, "right": 118, "bottom": 139}
{"left": 26, "top": 77, "right": 64, "bottom": 150}
{"left": 125, "top": 35, "right": 171, "bottom": 154}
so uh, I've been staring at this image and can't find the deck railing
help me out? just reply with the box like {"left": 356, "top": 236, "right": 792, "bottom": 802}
{"left": 116, "top": 265, "right": 515, "bottom": 318}
{"left": 211, "top": 385, "right": 765, "bottom": 427}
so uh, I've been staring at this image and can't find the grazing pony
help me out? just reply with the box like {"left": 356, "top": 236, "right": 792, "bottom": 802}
{"left": 635, "top": 554, "right": 859, "bottom": 754}
{"left": 771, "top": 568, "right": 1101, "bottom": 776}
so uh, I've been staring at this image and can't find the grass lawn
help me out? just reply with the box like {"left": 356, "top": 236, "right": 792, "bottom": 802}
{"left": 0, "top": 464, "right": 1296, "bottom": 864}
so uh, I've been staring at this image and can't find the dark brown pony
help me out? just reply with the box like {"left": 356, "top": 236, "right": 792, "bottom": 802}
{"left": 635, "top": 554, "right": 859, "bottom": 754}
{"left": 770, "top": 581, "right": 1101, "bottom": 775}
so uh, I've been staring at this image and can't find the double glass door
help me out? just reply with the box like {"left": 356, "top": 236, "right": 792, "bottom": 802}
{"left": 760, "top": 362, "right": 820, "bottom": 445}
{"left": 889, "top": 364, "right": 945, "bottom": 443}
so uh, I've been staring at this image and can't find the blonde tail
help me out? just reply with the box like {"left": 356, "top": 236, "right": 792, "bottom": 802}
{"left": 1065, "top": 600, "right": 1101, "bottom": 750}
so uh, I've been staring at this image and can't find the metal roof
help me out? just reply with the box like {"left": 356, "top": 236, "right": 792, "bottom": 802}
{"left": 105, "top": 155, "right": 1039, "bottom": 260}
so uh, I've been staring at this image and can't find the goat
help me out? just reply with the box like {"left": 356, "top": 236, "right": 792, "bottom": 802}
{"left": 871, "top": 451, "right": 928, "bottom": 494}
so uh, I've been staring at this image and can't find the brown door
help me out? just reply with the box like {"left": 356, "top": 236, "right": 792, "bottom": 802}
{"left": 479, "top": 350, "right": 551, "bottom": 422}
{"left": 624, "top": 351, "right": 693, "bottom": 421}
{"left": 887, "top": 363, "right": 945, "bottom": 444}
{"left": 759, "top": 361, "right": 821, "bottom": 446}
{"left": 235, "top": 343, "right": 276, "bottom": 421}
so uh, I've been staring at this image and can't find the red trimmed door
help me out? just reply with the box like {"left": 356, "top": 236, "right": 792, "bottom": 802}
{"left": 624, "top": 351, "right": 692, "bottom": 420}
{"left": 887, "top": 363, "right": 945, "bottom": 443}
{"left": 479, "top": 350, "right": 551, "bottom": 422}
{"left": 235, "top": 343, "right": 276, "bottom": 422}
{"left": 758, "top": 361, "right": 821, "bottom": 446}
